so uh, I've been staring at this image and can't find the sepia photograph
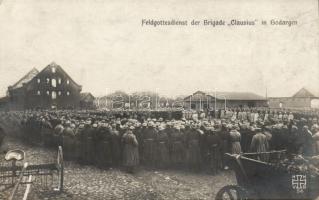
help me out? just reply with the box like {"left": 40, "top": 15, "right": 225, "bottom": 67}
{"left": 0, "top": 0, "right": 318, "bottom": 199}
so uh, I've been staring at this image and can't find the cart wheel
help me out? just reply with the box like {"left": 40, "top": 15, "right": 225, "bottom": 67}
{"left": 215, "top": 185, "right": 248, "bottom": 200}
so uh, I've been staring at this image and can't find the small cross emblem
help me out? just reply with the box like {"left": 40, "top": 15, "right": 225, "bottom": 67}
{"left": 292, "top": 175, "right": 306, "bottom": 193}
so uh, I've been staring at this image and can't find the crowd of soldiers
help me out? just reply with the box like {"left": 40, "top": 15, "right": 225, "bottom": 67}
{"left": 1, "top": 108, "right": 319, "bottom": 174}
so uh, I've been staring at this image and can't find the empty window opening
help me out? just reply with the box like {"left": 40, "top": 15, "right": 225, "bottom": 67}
{"left": 52, "top": 91, "right": 57, "bottom": 99}
{"left": 52, "top": 79, "right": 56, "bottom": 87}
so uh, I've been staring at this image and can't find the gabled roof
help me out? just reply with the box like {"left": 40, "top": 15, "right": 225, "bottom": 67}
{"left": 10, "top": 68, "right": 39, "bottom": 89}
{"left": 9, "top": 62, "right": 82, "bottom": 91}
{"left": 185, "top": 90, "right": 266, "bottom": 101}
{"left": 0, "top": 96, "right": 9, "bottom": 103}
{"left": 292, "top": 87, "right": 318, "bottom": 98}
{"left": 80, "top": 92, "right": 95, "bottom": 101}
{"left": 41, "top": 62, "right": 82, "bottom": 88}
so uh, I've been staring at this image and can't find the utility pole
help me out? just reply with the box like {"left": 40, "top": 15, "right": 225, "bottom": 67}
{"left": 214, "top": 89, "right": 217, "bottom": 111}
{"left": 105, "top": 88, "right": 108, "bottom": 109}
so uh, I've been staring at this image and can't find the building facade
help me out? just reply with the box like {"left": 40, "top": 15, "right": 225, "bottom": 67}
{"left": 7, "top": 62, "right": 82, "bottom": 110}
{"left": 268, "top": 88, "right": 319, "bottom": 109}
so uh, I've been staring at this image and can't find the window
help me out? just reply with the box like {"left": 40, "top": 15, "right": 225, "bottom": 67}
{"left": 37, "top": 78, "right": 40, "bottom": 84}
{"left": 52, "top": 67, "right": 56, "bottom": 73}
{"left": 52, "top": 79, "right": 56, "bottom": 87}
{"left": 58, "top": 91, "right": 61, "bottom": 96}
{"left": 67, "top": 91, "right": 70, "bottom": 96}
{"left": 58, "top": 78, "right": 62, "bottom": 84}
{"left": 66, "top": 79, "right": 70, "bottom": 85}
{"left": 37, "top": 90, "right": 41, "bottom": 95}
{"left": 46, "top": 91, "right": 50, "bottom": 95}
{"left": 52, "top": 91, "right": 57, "bottom": 99}
{"left": 46, "top": 78, "right": 50, "bottom": 84}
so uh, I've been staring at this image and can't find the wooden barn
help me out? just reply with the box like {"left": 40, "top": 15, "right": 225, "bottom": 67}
{"left": 6, "top": 62, "right": 82, "bottom": 110}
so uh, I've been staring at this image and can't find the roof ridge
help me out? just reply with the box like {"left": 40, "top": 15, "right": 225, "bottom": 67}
{"left": 292, "top": 87, "right": 317, "bottom": 98}
{"left": 39, "top": 62, "right": 82, "bottom": 88}
{"left": 11, "top": 68, "right": 39, "bottom": 89}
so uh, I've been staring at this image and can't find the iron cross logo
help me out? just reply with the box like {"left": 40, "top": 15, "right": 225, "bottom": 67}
{"left": 292, "top": 175, "right": 306, "bottom": 193}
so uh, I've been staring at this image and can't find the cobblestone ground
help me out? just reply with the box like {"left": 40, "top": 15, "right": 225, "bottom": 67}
{"left": 1, "top": 137, "right": 236, "bottom": 200}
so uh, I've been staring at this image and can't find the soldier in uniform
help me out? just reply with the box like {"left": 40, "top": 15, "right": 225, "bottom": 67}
{"left": 240, "top": 122, "right": 251, "bottom": 153}
{"left": 229, "top": 125, "right": 242, "bottom": 154}
{"left": 62, "top": 120, "right": 75, "bottom": 161}
{"left": 86, "top": 120, "right": 101, "bottom": 164}
{"left": 133, "top": 122, "right": 143, "bottom": 158}
{"left": 110, "top": 124, "right": 121, "bottom": 166}
{"left": 278, "top": 112, "right": 283, "bottom": 121}
{"left": 186, "top": 123, "right": 202, "bottom": 171}
{"left": 237, "top": 109, "right": 243, "bottom": 121}
{"left": 74, "top": 122, "right": 85, "bottom": 163}
{"left": 205, "top": 125, "right": 222, "bottom": 174}
{"left": 282, "top": 112, "right": 288, "bottom": 123}
{"left": 156, "top": 125, "right": 170, "bottom": 168}
{"left": 250, "top": 128, "right": 269, "bottom": 162}
{"left": 122, "top": 126, "right": 139, "bottom": 173}
{"left": 142, "top": 121, "right": 157, "bottom": 167}
{"left": 298, "top": 125, "right": 313, "bottom": 156}
{"left": 0, "top": 125, "right": 7, "bottom": 153}
{"left": 79, "top": 120, "right": 92, "bottom": 164}
{"left": 54, "top": 120, "right": 64, "bottom": 148}
{"left": 287, "top": 125, "right": 299, "bottom": 155}
{"left": 34, "top": 116, "right": 43, "bottom": 144}
{"left": 271, "top": 124, "right": 281, "bottom": 150}
{"left": 288, "top": 112, "right": 294, "bottom": 121}
{"left": 249, "top": 110, "right": 255, "bottom": 123}
{"left": 86, "top": 122, "right": 96, "bottom": 164}
{"left": 170, "top": 124, "right": 185, "bottom": 169}
{"left": 24, "top": 115, "right": 33, "bottom": 143}
{"left": 217, "top": 122, "right": 230, "bottom": 169}
{"left": 91, "top": 122, "right": 101, "bottom": 165}
{"left": 264, "top": 111, "right": 269, "bottom": 122}
{"left": 96, "top": 122, "right": 112, "bottom": 168}
{"left": 268, "top": 110, "right": 274, "bottom": 123}
{"left": 313, "top": 127, "right": 319, "bottom": 155}
{"left": 139, "top": 122, "right": 148, "bottom": 164}
{"left": 41, "top": 117, "right": 53, "bottom": 147}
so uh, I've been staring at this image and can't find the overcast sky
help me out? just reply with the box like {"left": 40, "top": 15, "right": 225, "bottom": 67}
{"left": 0, "top": 0, "right": 318, "bottom": 97}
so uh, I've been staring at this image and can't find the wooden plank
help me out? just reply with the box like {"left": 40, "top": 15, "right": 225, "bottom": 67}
{"left": 23, "top": 175, "right": 32, "bottom": 200}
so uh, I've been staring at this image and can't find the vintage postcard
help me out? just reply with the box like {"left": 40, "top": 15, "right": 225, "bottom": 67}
{"left": 0, "top": 0, "right": 318, "bottom": 199}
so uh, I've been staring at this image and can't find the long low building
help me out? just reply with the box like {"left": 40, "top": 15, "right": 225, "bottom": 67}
{"left": 184, "top": 90, "right": 267, "bottom": 110}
